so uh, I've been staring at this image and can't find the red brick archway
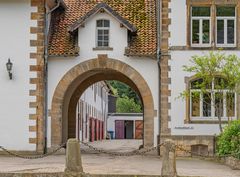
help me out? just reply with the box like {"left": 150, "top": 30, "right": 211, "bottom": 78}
{"left": 51, "top": 55, "right": 155, "bottom": 147}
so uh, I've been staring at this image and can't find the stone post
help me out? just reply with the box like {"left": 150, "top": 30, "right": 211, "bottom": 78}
{"left": 65, "top": 139, "right": 83, "bottom": 173}
{"left": 161, "top": 139, "right": 177, "bottom": 177}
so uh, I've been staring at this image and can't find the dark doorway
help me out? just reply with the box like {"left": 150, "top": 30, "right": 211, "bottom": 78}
{"left": 125, "top": 120, "right": 134, "bottom": 139}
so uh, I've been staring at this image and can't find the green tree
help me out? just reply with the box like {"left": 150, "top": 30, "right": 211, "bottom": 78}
{"left": 116, "top": 96, "right": 142, "bottom": 113}
{"left": 108, "top": 80, "right": 142, "bottom": 110}
{"left": 217, "top": 120, "right": 240, "bottom": 159}
{"left": 181, "top": 52, "right": 240, "bottom": 132}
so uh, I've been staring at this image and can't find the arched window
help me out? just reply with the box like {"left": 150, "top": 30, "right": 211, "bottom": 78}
{"left": 96, "top": 19, "right": 110, "bottom": 47}
{"left": 190, "top": 77, "right": 236, "bottom": 120}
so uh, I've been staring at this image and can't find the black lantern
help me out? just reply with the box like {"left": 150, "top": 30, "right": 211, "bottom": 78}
{"left": 6, "top": 58, "right": 13, "bottom": 80}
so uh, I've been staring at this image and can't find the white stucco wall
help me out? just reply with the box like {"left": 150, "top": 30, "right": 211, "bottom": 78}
{"left": 0, "top": 0, "right": 37, "bottom": 150}
{"left": 169, "top": 0, "right": 240, "bottom": 136}
{"left": 169, "top": 0, "right": 187, "bottom": 47}
{"left": 170, "top": 51, "right": 240, "bottom": 136}
{"left": 48, "top": 12, "right": 159, "bottom": 146}
{"left": 107, "top": 114, "right": 143, "bottom": 139}
{"left": 77, "top": 82, "right": 109, "bottom": 142}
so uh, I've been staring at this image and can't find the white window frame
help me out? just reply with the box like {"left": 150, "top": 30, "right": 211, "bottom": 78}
{"left": 96, "top": 19, "right": 110, "bottom": 47}
{"left": 190, "top": 79, "right": 237, "bottom": 121}
{"left": 191, "top": 7, "right": 212, "bottom": 47}
{"left": 216, "top": 7, "right": 237, "bottom": 48}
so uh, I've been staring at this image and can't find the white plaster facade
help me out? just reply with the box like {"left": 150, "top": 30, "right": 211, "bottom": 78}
{"left": 0, "top": 1, "right": 159, "bottom": 151}
{"left": 2, "top": 0, "right": 237, "bottom": 152}
{"left": 107, "top": 114, "right": 143, "bottom": 139}
{"left": 76, "top": 82, "right": 109, "bottom": 142}
{"left": 169, "top": 0, "right": 240, "bottom": 136}
{"left": 0, "top": 0, "right": 37, "bottom": 150}
{"left": 47, "top": 12, "right": 159, "bottom": 147}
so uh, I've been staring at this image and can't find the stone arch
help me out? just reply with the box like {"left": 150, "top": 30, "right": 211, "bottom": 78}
{"left": 51, "top": 55, "right": 155, "bottom": 147}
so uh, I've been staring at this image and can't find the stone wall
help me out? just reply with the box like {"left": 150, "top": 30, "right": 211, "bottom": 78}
{"left": 51, "top": 55, "right": 155, "bottom": 148}
{"left": 161, "top": 135, "right": 215, "bottom": 156}
{"left": 30, "top": 0, "right": 45, "bottom": 152}
{"left": 160, "top": 0, "right": 171, "bottom": 136}
{"left": 224, "top": 157, "right": 240, "bottom": 170}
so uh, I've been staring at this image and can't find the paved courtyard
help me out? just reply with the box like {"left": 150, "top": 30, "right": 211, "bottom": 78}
{"left": 0, "top": 140, "right": 239, "bottom": 177}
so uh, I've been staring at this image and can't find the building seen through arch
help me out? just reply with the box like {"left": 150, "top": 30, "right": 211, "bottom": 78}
{"left": 0, "top": 0, "right": 240, "bottom": 156}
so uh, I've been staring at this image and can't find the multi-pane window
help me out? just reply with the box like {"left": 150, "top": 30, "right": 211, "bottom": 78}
{"left": 190, "top": 78, "right": 236, "bottom": 120}
{"left": 216, "top": 7, "right": 236, "bottom": 47}
{"left": 191, "top": 7, "right": 211, "bottom": 47}
{"left": 190, "top": 5, "right": 237, "bottom": 48}
{"left": 96, "top": 19, "right": 110, "bottom": 47}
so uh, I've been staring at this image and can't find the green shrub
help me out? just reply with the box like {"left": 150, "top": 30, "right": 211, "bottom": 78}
{"left": 217, "top": 120, "right": 240, "bottom": 159}
{"left": 116, "top": 96, "right": 142, "bottom": 113}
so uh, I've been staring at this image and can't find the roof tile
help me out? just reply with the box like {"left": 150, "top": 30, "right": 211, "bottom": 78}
{"left": 48, "top": 0, "right": 157, "bottom": 57}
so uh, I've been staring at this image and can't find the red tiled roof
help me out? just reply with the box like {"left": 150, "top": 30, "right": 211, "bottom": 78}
{"left": 48, "top": 0, "right": 157, "bottom": 57}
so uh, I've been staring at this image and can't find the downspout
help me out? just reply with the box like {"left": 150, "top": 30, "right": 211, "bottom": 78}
{"left": 44, "top": 0, "right": 61, "bottom": 154}
{"left": 157, "top": 0, "right": 162, "bottom": 155}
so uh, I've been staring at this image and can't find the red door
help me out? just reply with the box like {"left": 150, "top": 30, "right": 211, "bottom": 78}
{"left": 96, "top": 119, "right": 99, "bottom": 141}
{"left": 115, "top": 120, "right": 125, "bottom": 139}
{"left": 101, "top": 121, "right": 104, "bottom": 139}
{"left": 135, "top": 120, "right": 143, "bottom": 139}
{"left": 90, "top": 118, "right": 95, "bottom": 142}
{"left": 99, "top": 121, "right": 102, "bottom": 140}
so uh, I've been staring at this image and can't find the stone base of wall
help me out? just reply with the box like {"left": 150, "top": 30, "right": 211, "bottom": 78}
{"left": 160, "top": 135, "right": 216, "bottom": 157}
{"left": 224, "top": 157, "right": 240, "bottom": 170}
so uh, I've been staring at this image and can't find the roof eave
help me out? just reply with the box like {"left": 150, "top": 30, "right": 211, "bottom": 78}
{"left": 47, "top": 0, "right": 67, "bottom": 10}
{"left": 59, "top": 0, "right": 67, "bottom": 10}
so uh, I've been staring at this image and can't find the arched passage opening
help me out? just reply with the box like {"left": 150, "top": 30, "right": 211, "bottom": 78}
{"left": 51, "top": 55, "right": 154, "bottom": 148}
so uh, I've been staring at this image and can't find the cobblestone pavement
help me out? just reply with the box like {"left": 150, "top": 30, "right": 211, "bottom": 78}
{"left": 0, "top": 140, "right": 239, "bottom": 177}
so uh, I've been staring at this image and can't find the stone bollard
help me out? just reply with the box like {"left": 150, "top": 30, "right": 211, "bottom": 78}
{"left": 161, "top": 139, "right": 177, "bottom": 177}
{"left": 65, "top": 139, "right": 83, "bottom": 174}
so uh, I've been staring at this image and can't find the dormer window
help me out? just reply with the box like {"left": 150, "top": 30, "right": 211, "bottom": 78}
{"left": 96, "top": 19, "right": 110, "bottom": 47}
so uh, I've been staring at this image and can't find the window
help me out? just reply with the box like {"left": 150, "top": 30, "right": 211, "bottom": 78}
{"left": 216, "top": 7, "right": 236, "bottom": 47}
{"left": 191, "top": 7, "right": 211, "bottom": 47}
{"left": 190, "top": 78, "right": 236, "bottom": 120}
{"left": 189, "top": 3, "right": 238, "bottom": 48}
{"left": 96, "top": 19, "right": 110, "bottom": 47}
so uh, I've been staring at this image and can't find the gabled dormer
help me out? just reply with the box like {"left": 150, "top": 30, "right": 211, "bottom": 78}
{"left": 48, "top": 0, "right": 157, "bottom": 58}
{"left": 67, "top": 2, "right": 137, "bottom": 54}
{"left": 69, "top": 3, "right": 137, "bottom": 33}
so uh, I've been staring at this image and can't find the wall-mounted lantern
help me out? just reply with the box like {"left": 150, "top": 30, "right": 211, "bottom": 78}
{"left": 6, "top": 58, "right": 13, "bottom": 80}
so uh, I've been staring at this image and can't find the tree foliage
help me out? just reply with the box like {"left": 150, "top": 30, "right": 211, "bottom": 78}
{"left": 183, "top": 52, "right": 240, "bottom": 92}
{"left": 217, "top": 120, "right": 240, "bottom": 159}
{"left": 108, "top": 80, "right": 142, "bottom": 113}
{"left": 116, "top": 96, "right": 142, "bottom": 113}
{"left": 181, "top": 52, "right": 240, "bottom": 132}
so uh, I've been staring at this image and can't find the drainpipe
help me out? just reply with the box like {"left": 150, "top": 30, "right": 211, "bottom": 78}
{"left": 44, "top": 0, "right": 61, "bottom": 154}
{"left": 157, "top": 0, "right": 162, "bottom": 155}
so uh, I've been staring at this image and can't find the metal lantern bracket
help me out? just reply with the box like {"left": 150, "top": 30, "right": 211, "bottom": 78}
{"left": 6, "top": 58, "right": 13, "bottom": 80}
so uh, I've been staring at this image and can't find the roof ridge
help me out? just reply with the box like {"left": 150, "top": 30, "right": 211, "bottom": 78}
{"left": 68, "top": 2, "right": 137, "bottom": 33}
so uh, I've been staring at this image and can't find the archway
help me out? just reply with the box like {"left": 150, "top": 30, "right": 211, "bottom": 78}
{"left": 51, "top": 55, "right": 154, "bottom": 147}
